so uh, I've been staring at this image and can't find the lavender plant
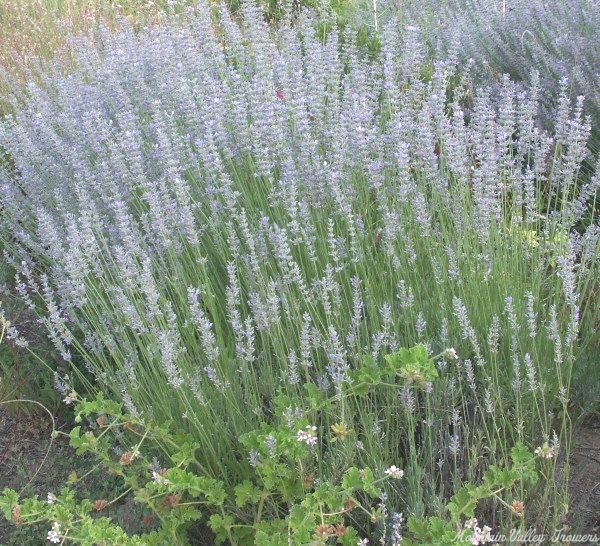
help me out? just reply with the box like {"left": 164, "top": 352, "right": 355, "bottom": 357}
{"left": 0, "top": 0, "right": 599, "bottom": 536}
{"left": 402, "top": 0, "right": 600, "bottom": 134}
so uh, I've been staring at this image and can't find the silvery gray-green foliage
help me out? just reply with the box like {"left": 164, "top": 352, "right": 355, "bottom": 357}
{"left": 0, "top": 0, "right": 598, "bottom": 500}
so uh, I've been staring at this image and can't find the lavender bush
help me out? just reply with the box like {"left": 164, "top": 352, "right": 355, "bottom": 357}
{"left": 1, "top": 0, "right": 599, "bottom": 536}
{"left": 399, "top": 0, "right": 600, "bottom": 134}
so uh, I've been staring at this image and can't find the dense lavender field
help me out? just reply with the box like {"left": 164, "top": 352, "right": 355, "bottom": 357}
{"left": 0, "top": 0, "right": 599, "bottom": 544}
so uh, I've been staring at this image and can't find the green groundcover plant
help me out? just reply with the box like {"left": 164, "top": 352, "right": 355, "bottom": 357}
{"left": 0, "top": 0, "right": 599, "bottom": 542}
{"left": 1, "top": 362, "right": 549, "bottom": 545}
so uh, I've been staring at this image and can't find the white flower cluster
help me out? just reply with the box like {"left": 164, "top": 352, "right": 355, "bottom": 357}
{"left": 297, "top": 425, "right": 318, "bottom": 446}
{"left": 46, "top": 522, "right": 61, "bottom": 543}
{"left": 152, "top": 470, "right": 171, "bottom": 486}
{"left": 384, "top": 465, "right": 404, "bottom": 479}
{"left": 464, "top": 517, "right": 493, "bottom": 545}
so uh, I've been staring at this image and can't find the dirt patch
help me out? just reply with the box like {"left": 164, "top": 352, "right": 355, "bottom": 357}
{"left": 566, "top": 415, "right": 600, "bottom": 543}
{"left": 1, "top": 406, "right": 60, "bottom": 545}
{"left": 0, "top": 405, "right": 216, "bottom": 545}
{"left": 0, "top": 405, "right": 137, "bottom": 546}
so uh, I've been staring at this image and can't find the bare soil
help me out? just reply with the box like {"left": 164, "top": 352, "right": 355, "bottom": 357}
{"left": 565, "top": 415, "right": 600, "bottom": 544}
{"left": 0, "top": 405, "right": 146, "bottom": 546}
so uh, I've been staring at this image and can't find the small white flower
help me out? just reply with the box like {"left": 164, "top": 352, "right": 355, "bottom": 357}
{"left": 152, "top": 470, "right": 170, "bottom": 486}
{"left": 534, "top": 441, "right": 555, "bottom": 459}
{"left": 47, "top": 522, "right": 61, "bottom": 543}
{"left": 384, "top": 465, "right": 404, "bottom": 479}
{"left": 297, "top": 425, "right": 318, "bottom": 446}
{"left": 63, "top": 391, "right": 77, "bottom": 405}
{"left": 464, "top": 517, "right": 478, "bottom": 529}
{"left": 47, "top": 493, "right": 57, "bottom": 504}
{"left": 469, "top": 522, "right": 493, "bottom": 545}
{"left": 357, "top": 539, "right": 369, "bottom": 546}
{"left": 481, "top": 526, "right": 492, "bottom": 542}
{"left": 446, "top": 347, "right": 459, "bottom": 360}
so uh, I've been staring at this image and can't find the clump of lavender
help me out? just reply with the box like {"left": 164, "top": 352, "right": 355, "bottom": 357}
{"left": 405, "top": 0, "right": 600, "bottom": 132}
{"left": 0, "top": 2, "right": 598, "bottom": 530}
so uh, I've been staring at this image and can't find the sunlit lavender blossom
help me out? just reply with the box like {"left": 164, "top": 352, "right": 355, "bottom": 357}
{"left": 204, "top": 366, "right": 229, "bottom": 392}
{"left": 551, "top": 429, "right": 560, "bottom": 453}
{"left": 236, "top": 317, "right": 255, "bottom": 363}
{"left": 556, "top": 242, "right": 581, "bottom": 346}
{"left": 248, "top": 450, "right": 261, "bottom": 467}
{"left": 157, "top": 326, "right": 185, "bottom": 389}
{"left": 512, "top": 353, "right": 522, "bottom": 392}
{"left": 399, "top": 387, "right": 415, "bottom": 412}
{"left": 380, "top": 302, "right": 393, "bottom": 331}
{"left": 525, "top": 292, "right": 537, "bottom": 339}
{"left": 188, "top": 287, "right": 220, "bottom": 361}
{"left": 347, "top": 276, "right": 364, "bottom": 346}
{"left": 452, "top": 409, "right": 461, "bottom": 427}
{"left": 388, "top": 512, "right": 404, "bottom": 546}
{"left": 396, "top": 280, "right": 414, "bottom": 310}
{"left": 285, "top": 351, "right": 300, "bottom": 385}
{"left": 483, "top": 388, "right": 494, "bottom": 414}
{"left": 283, "top": 406, "right": 303, "bottom": 428}
{"left": 504, "top": 296, "right": 521, "bottom": 377}
{"left": 524, "top": 353, "right": 538, "bottom": 392}
{"left": 53, "top": 372, "right": 70, "bottom": 395}
{"left": 452, "top": 296, "right": 473, "bottom": 339}
{"left": 448, "top": 434, "right": 461, "bottom": 455}
{"left": 440, "top": 316, "right": 449, "bottom": 346}
{"left": 547, "top": 305, "right": 563, "bottom": 365}
{"left": 265, "top": 434, "right": 277, "bottom": 457}
{"left": 299, "top": 312, "right": 314, "bottom": 369}
{"left": 487, "top": 315, "right": 500, "bottom": 355}
{"left": 415, "top": 311, "right": 426, "bottom": 339}
{"left": 376, "top": 492, "right": 389, "bottom": 541}
{"left": 452, "top": 297, "right": 484, "bottom": 366}
{"left": 4, "top": 323, "right": 29, "bottom": 348}
{"left": 39, "top": 275, "right": 73, "bottom": 362}
{"left": 120, "top": 385, "right": 141, "bottom": 419}
{"left": 326, "top": 324, "right": 350, "bottom": 398}
{"left": 463, "top": 359, "right": 476, "bottom": 392}
{"left": 445, "top": 245, "right": 460, "bottom": 281}
{"left": 371, "top": 331, "right": 386, "bottom": 360}
{"left": 372, "top": 420, "right": 383, "bottom": 439}
{"left": 316, "top": 374, "right": 331, "bottom": 392}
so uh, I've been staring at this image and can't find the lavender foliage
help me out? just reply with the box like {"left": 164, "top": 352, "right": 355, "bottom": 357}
{"left": 0, "top": 0, "right": 598, "bottom": 489}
